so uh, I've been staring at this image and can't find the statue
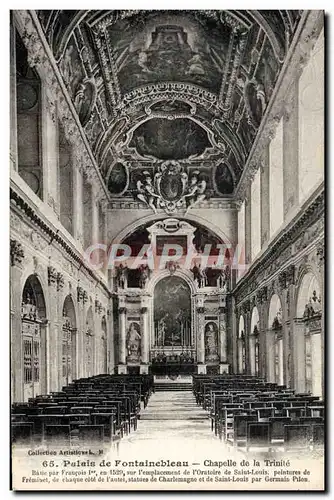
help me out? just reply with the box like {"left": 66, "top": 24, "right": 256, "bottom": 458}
{"left": 311, "top": 290, "right": 322, "bottom": 314}
{"left": 21, "top": 295, "right": 38, "bottom": 321}
{"left": 184, "top": 171, "right": 207, "bottom": 209}
{"left": 303, "top": 291, "right": 322, "bottom": 319}
{"left": 272, "top": 307, "right": 282, "bottom": 329}
{"left": 197, "top": 265, "right": 207, "bottom": 288}
{"left": 216, "top": 268, "right": 228, "bottom": 291}
{"left": 136, "top": 172, "right": 159, "bottom": 213}
{"left": 139, "top": 264, "right": 150, "bottom": 289}
{"left": 116, "top": 264, "right": 127, "bottom": 289}
{"left": 191, "top": 263, "right": 207, "bottom": 288}
{"left": 127, "top": 323, "right": 141, "bottom": 360}
{"left": 205, "top": 323, "right": 219, "bottom": 361}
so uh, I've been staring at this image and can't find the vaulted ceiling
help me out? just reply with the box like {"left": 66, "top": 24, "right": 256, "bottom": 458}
{"left": 37, "top": 10, "right": 302, "bottom": 198}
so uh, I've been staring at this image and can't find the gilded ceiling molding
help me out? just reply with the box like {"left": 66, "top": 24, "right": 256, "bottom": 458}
{"left": 14, "top": 10, "right": 110, "bottom": 208}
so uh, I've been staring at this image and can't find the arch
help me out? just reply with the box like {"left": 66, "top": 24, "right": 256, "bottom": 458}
{"left": 62, "top": 294, "right": 77, "bottom": 328}
{"left": 22, "top": 274, "right": 46, "bottom": 319}
{"left": 294, "top": 270, "right": 322, "bottom": 397}
{"left": 250, "top": 306, "right": 260, "bottom": 376}
{"left": 239, "top": 315, "right": 245, "bottom": 336}
{"left": 61, "top": 294, "right": 77, "bottom": 385}
{"left": 20, "top": 262, "right": 50, "bottom": 321}
{"left": 296, "top": 271, "right": 321, "bottom": 318}
{"left": 251, "top": 306, "right": 260, "bottom": 332}
{"left": 238, "top": 315, "right": 246, "bottom": 374}
{"left": 21, "top": 274, "right": 48, "bottom": 401}
{"left": 268, "top": 294, "right": 282, "bottom": 328}
{"left": 110, "top": 214, "right": 232, "bottom": 251}
{"left": 147, "top": 268, "right": 197, "bottom": 296}
{"left": 267, "top": 293, "right": 284, "bottom": 385}
{"left": 100, "top": 315, "right": 108, "bottom": 374}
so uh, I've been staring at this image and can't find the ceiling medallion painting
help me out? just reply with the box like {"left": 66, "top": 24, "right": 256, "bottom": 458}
{"left": 129, "top": 118, "right": 211, "bottom": 160}
{"left": 38, "top": 10, "right": 303, "bottom": 199}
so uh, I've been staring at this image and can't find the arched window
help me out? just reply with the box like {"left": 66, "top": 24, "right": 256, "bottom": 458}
{"left": 267, "top": 294, "right": 284, "bottom": 386}
{"left": 238, "top": 316, "right": 246, "bottom": 374}
{"left": 250, "top": 307, "right": 260, "bottom": 376}
{"left": 15, "top": 30, "right": 43, "bottom": 199}
{"left": 62, "top": 295, "right": 77, "bottom": 386}
{"left": 296, "top": 272, "right": 322, "bottom": 396}
{"left": 101, "top": 316, "right": 108, "bottom": 374}
{"left": 21, "top": 275, "right": 47, "bottom": 401}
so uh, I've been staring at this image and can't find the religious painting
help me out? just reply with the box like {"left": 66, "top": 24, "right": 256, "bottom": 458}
{"left": 205, "top": 321, "right": 219, "bottom": 362}
{"left": 59, "top": 36, "right": 85, "bottom": 100}
{"left": 107, "top": 162, "right": 129, "bottom": 195}
{"left": 126, "top": 322, "right": 141, "bottom": 362}
{"left": 129, "top": 118, "right": 211, "bottom": 160}
{"left": 107, "top": 12, "right": 229, "bottom": 93}
{"left": 214, "top": 163, "right": 234, "bottom": 195}
{"left": 154, "top": 277, "right": 191, "bottom": 347}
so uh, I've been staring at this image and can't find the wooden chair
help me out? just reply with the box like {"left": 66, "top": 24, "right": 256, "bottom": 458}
{"left": 44, "top": 425, "right": 71, "bottom": 445}
{"left": 246, "top": 423, "right": 271, "bottom": 452}
{"left": 11, "top": 423, "right": 33, "bottom": 445}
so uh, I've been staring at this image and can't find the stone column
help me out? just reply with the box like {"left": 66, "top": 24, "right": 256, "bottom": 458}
{"left": 293, "top": 320, "right": 306, "bottom": 393}
{"left": 244, "top": 184, "right": 252, "bottom": 264}
{"left": 196, "top": 297, "right": 206, "bottom": 373}
{"left": 140, "top": 304, "right": 149, "bottom": 374}
{"left": 10, "top": 240, "right": 24, "bottom": 402}
{"left": 266, "top": 329, "right": 276, "bottom": 383}
{"left": 10, "top": 20, "right": 18, "bottom": 171}
{"left": 316, "top": 242, "right": 324, "bottom": 399}
{"left": 283, "top": 79, "right": 299, "bottom": 219}
{"left": 257, "top": 291, "right": 268, "bottom": 380}
{"left": 92, "top": 187, "right": 99, "bottom": 246}
{"left": 41, "top": 84, "right": 59, "bottom": 213}
{"left": 231, "top": 299, "right": 238, "bottom": 373}
{"left": 73, "top": 163, "right": 84, "bottom": 247}
{"left": 242, "top": 305, "right": 251, "bottom": 374}
{"left": 76, "top": 285, "right": 87, "bottom": 379}
{"left": 118, "top": 305, "right": 127, "bottom": 367}
{"left": 260, "top": 145, "right": 270, "bottom": 247}
{"left": 47, "top": 266, "right": 61, "bottom": 392}
{"left": 94, "top": 299, "right": 102, "bottom": 376}
{"left": 219, "top": 298, "right": 228, "bottom": 373}
{"left": 107, "top": 305, "right": 114, "bottom": 374}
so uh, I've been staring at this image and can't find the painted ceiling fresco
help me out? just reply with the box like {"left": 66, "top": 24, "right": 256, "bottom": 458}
{"left": 37, "top": 10, "right": 303, "bottom": 199}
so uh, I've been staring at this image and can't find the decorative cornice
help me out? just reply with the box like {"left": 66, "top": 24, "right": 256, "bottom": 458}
{"left": 119, "top": 83, "right": 220, "bottom": 116}
{"left": 95, "top": 299, "right": 103, "bottom": 314}
{"left": 109, "top": 197, "right": 237, "bottom": 211}
{"left": 10, "top": 186, "right": 111, "bottom": 297}
{"left": 77, "top": 286, "right": 88, "bottom": 304}
{"left": 10, "top": 239, "right": 25, "bottom": 267}
{"left": 234, "top": 185, "right": 324, "bottom": 304}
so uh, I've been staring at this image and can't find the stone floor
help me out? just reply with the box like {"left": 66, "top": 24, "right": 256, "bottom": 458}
{"left": 113, "top": 390, "right": 240, "bottom": 460}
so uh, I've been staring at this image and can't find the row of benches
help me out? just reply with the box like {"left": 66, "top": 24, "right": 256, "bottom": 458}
{"left": 193, "top": 375, "right": 325, "bottom": 454}
{"left": 11, "top": 374, "right": 154, "bottom": 450}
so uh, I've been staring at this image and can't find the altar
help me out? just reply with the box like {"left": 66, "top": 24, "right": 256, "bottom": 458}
{"left": 115, "top": 219, "right": 230, "bottom": 375}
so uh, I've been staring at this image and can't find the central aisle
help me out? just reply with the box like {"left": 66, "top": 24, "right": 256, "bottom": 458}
{"left": 109, "top": 390, "right": 243, "bottom": 460}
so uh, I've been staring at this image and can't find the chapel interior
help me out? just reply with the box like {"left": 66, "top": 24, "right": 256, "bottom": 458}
{"left": 10, "top": 10, "right": 325, "bottom": 453}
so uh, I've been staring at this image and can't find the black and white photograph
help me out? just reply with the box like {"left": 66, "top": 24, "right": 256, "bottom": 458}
{"left": 9, "top": 8, "right": 325, "bottom": 491}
